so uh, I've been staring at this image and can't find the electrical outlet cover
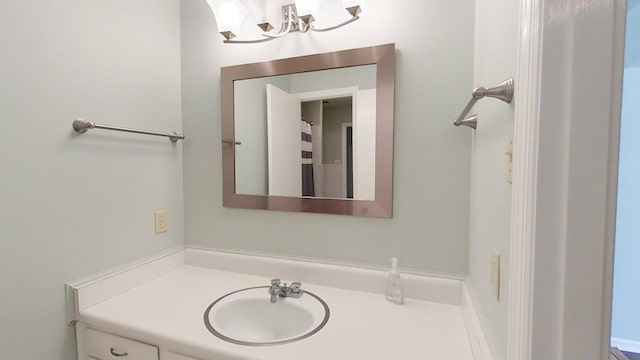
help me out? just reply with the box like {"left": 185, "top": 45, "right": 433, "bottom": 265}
{"left": 491, "top": 249, "right": 501, "bottom": 300}
{"left": 155, "top": 211, "right": 168, "bottom": 234}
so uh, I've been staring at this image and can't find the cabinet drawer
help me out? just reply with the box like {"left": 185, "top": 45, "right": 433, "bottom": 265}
{"left": 164, "top": 351, "right": 200, "bottom": 360}
{"left": 84, "top": 328, "right": 159, "bottom": 360}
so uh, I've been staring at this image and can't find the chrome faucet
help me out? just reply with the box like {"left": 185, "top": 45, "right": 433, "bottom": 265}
{"left": 268, "top": 279, "right": 304, "bottom": 303}
{"left": 269, "top": 279, "right": 281, "bottom": 303}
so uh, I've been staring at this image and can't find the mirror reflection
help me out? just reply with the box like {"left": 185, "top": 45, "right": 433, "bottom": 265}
{"left": 234, "top": 65, "right": 376, "bottom": 200}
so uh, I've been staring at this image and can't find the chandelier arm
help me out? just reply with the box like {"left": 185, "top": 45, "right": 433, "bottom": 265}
{"left": 309, "top": 15, "right": 359, "bottom": 32}
{"left": 277, "top": 19, "right": 288, "bottom": 34}
{"left": 262, "top": 5, "right": 294, "bottom": 39}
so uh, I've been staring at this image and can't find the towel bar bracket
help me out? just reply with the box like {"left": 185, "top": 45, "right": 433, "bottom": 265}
{"left": 453, "top": 77, "right": 514, "bottom": 130}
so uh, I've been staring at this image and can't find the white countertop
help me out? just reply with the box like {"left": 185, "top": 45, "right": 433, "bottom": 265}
{"left": 78, "top": 260, "right": 475, "bottom": 360}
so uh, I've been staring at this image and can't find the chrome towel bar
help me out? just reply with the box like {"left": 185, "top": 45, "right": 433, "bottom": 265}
{"left": 453, "top": 77, "right": 514, "bottom": 130}
{"left": 72, "top": 119, "right": 184, "bottom": 143}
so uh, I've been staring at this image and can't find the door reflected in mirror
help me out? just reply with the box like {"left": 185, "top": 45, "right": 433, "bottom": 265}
{"left": 234, "top": 65, "right": 376, "bottom": 200}
{"left": 221, "top": 44, "right": 394, "bottom": 217}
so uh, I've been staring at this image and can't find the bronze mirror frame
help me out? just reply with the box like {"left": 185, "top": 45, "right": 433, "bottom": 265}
{"left": 221, "top": 43, "right": 395, "bottom": 217}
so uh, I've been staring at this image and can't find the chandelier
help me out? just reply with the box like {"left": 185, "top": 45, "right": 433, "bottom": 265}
{"left": 205, "top": 0, "right": 364, "bottom": 44}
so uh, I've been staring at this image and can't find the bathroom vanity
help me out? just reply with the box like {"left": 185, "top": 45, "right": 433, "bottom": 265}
{"left": 67, "top": 249, "right": 491, "bottom": 360}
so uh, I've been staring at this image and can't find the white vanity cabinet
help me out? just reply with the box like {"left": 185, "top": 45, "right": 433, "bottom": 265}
{"left": 76, "top": 323, "right": 203, "bottom": 360}
{"left": 78, "top": 326, "right": 159, "bottom": 360}
{"left": 163, "top": 351, "right": 201, "bottom": 360}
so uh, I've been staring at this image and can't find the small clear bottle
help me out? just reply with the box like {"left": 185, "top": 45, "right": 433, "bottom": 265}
{"left": 385, "top": 257, "right": 404, "bottom": 304}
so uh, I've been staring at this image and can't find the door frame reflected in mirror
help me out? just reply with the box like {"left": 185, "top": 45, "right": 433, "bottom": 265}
{"left": 296, "top": 88, "right": 362, "bottom": 200}
{"left": 221, "top": 43, "right": 395, "bottom": 217}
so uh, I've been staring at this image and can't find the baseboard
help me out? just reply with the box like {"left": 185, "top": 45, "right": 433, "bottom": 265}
{"left": 612, "top": 338, "right": 640, "bottom": 354}
{"left": 461, "top": 282, "right": 499, "bottom": 360}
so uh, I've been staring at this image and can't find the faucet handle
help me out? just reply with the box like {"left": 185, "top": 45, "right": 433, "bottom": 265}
{"left": 271, "top": 279, "right": 281, "bottom": 287}
{"left": 290, "top": 282, "right": 302, "bottom": 293}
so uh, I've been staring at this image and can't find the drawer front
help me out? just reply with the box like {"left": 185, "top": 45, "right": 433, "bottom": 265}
{"left": 164, "top": 351, "right": 201, "bottom": 360}
{"left": 84, "top": 328, "right": 159, "bottom": 360}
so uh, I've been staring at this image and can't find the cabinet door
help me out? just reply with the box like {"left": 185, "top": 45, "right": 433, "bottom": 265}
{"left": 164, "top": 351, "right": 200, "bottom": 360}
{"left": 84, "top": 328, "right": 159, "bottom": 360}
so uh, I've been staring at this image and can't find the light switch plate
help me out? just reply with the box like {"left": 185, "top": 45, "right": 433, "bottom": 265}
{"left": 491, "top": 249, "right": 501, "bottom": 300}
{"left": 154, "top": 211, "right": 168, "bottom": 234}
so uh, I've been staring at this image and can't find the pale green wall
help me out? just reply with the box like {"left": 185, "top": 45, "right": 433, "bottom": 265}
{"left": 323, "top": 104, "right": 353, "bottom": 164}
{"left": 626, "top": 4, "right": 640, "bottom": 68}
{"left": 181, "top": 0, "right": 475, "bottom": 274}
{"left": 0, "top": 1, "right": 183, "bottom": 359}
{"left": 467, "top": 0, "right": 518, "bottom": 358}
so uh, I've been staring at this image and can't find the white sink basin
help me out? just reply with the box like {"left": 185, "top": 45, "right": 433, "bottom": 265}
{"left": 203, "top": 286, "right": 330, "bottom": 346}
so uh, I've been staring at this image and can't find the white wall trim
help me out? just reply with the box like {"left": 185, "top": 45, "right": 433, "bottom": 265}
{"left": 557, "top": 1, "right": 623, "bottom": 358}
{"left": 602, "top": 2, "right": 627, "bottom": 358}
{"left": 507, "top": 0, "right": 626, "bottom": 359}
{"left": 461, "top": 282, "right": 496, "bottom": 360}
{"left": 601, "top": 2, "right": 628, "bottom": 360}
{"left": 507, "top": 0, "right": 543, "bottom": 358}
{"left": 611, "top": 338, "right": 640, "bottom": 354}
{"left": 293, "top": 86, "right": 359, "bottom": 102}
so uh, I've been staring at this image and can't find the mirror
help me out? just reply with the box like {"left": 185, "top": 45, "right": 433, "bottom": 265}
{"left": 221, "top": 44, "right": 394, "bottom": 217}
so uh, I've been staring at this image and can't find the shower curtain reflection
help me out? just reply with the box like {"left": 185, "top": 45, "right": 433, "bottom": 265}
{"left": 301, "top": 120, "right": 315, "bottom": 197}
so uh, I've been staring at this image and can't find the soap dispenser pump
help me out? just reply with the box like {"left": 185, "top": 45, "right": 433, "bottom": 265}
{"left": 385, "top": 257, "right": 404, "bottom": 304}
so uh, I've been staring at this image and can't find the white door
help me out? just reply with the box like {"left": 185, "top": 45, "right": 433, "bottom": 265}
{"left": 267, "top": 84, "right": 302, "bottom": 197}
{"left": 353, "top": 89, "right": 376, "bottom": 200}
